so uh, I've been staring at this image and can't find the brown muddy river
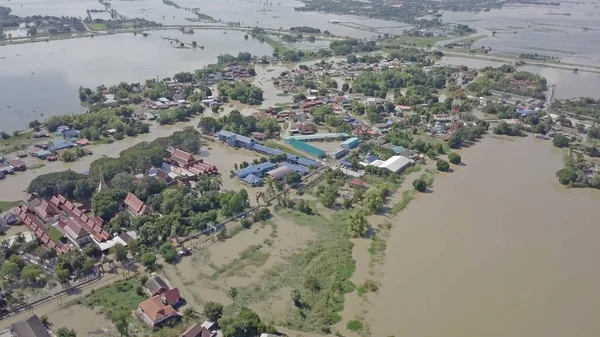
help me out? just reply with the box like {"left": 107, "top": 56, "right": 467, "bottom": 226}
{"left": 372, "top": 135, "right": 600, "bottom": 337}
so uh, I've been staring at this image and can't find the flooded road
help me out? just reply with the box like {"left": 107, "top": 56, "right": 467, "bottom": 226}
{"left": 371, "top": 136, "right": 600, "bottom": 337}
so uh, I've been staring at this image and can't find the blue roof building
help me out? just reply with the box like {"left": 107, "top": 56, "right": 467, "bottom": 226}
{"left": 365, "top": 155, "right": 379, "bottom": 164}
{"left": 216, "top": 130, "right": 256, "bottom": 148}
{"left": 340, "top": 160, "right": 353, "bottom": 167}
{"left": 62, "top": 129, "right": 80, "bottom": 139}
{"left": 242, "top": 173, "right": 263, "bottom": 186}
{"left": 340, "top": 137, "right": 361, "bottom": 150}
{"left": 329, "top": 148, "right": 348, "bottom": 159}
{"left": 296, "top": 157, "right": 321, "bottom": 168}
{"left": 279, "top": 162, "right": 309, "bottom": 175}
{"left": 251, "top": 144, "right": 284, "bottom": 156}
{"left": 391, "top": 146, "right": 406, "bottom": 154}
{"left": 47, "top": 139, "right": 74, "bottom": 152}
{"left": 235, "top": 162, "right": 276, "bottom": 178}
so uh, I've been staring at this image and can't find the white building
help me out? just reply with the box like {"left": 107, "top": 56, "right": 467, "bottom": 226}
{"left": 377, "top": 156, "right": 414, "bottom": 173}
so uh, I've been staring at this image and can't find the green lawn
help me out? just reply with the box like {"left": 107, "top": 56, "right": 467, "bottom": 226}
{"left": 47, "top": 226, "right": 64, "bottom": 242}
{"left": 85, "top": 278, "right": 147, "bottom": 321}
{"left": 0, "top": 201, "right": 19, "bottom": 212}
{"left": 28, "top": 163, "right": 45, "bottom": 170}
{"left": 262, "top": 140, "right": 306, "bottom": 158}
{"left": 87, "top": 23, "right": 107, "bottom": 31}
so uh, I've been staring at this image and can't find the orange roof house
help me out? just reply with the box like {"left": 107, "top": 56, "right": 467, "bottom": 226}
{"left": 136, "top": 296, "right": 178, "bottom": 326}
{"left": 124, "top": 193, "right": 150, "bottom": 217}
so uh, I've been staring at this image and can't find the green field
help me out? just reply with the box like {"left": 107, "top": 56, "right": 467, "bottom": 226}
{"left": 85, "top": 278, "right": 147, "bottom": 321}
{"left": 48, "top": 226, "right": 64, "bottom": 242}
{"left": 87, "top": 23, "right": 107, "bottom": 31}
{"left": 0, "top": 201, "right": 19, "bottom": 212}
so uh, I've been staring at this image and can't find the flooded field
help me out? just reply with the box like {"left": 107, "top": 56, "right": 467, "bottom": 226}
{"left": 369, "top": 135, "right": 600, "bottom": 337}
{"left": 161, "top": 214, "right": 316, "bottom": 320}
{"left": 0, "top": 30, "right": 273, "bottom": 131}
{"left": 440, "top": 56, "right": 600, "bottom": 99}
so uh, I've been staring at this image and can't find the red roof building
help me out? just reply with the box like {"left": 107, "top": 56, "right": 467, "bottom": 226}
{"left": 124, "top": 193, "right": 150, "bottom": 217}
{"left": 136, "top": 296, "right": 179, "bottom": 327}
{"left": 167, "top": 148, "right": 218, "bottom": 177}
{"left": 161, "top": 288, "right": 184, "bottom": 307}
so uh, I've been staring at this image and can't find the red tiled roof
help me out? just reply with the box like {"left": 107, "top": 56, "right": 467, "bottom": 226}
{"left": 161, "top": 288, "right": 182, "bottom": 305}
{"left": 138, "top": 296, "right": 177, "bottom": 323}
{"left": 171, "top": 149, "right": 195, "bottom": 166}
{"left": 124, "top": 193, "right": 147, "bottom": 215}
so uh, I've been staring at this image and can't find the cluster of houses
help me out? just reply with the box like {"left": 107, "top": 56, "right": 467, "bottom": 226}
{"left": 136, "top": 275, "right": 185, "bottom": 327}
{"left": 11, "top": 191, "right": 146, "bottom": 255}
{"left": 215, "top": 130, "right": 322, "bottom": 186}
{"left": 149, "top": 148, "right": 219, "bottom": 187}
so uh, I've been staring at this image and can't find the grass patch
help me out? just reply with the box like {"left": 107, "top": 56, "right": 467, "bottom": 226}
{"left": 87, "top": 23, "right": 107, "bottom": 31}
{"left": 85, "top": 278, "right": 147, "bottom": 321}
{"left": 47, "top": 226, "right": 63, "bottom": 242}
{"left": 28, "top": 163, "right": 45, "bottom": 170}
{"left": 92, "top": 138, "right": 115, "bottom": 145}
{"left": 210, "top": 245, "right": 270, "bottom": 280}
{"left": 390, "top": 190, "right": 415, "bottom": 215}
{"left": 347, "top": 319, "right": 363, "bottom": 331}
{"left": 262, "top": 140, "right": 305, "bottom": 158}
{"left": 368, "top": 223, "right": 391, "bottom": 266}
{"left": 0, "top": 201, "right": 19, "bottom": 212}
{"left": 234, "top": 208, "right": 355, "bottom": 334}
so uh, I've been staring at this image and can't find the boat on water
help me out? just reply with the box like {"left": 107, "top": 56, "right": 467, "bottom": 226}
{"left": 535, "top": 133, "right": 549, "bottom": 140}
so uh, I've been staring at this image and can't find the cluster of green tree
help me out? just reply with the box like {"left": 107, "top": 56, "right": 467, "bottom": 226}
{"left": 290, "top": 26, "right": 321, "bottom": 34}
{"left": 27, "top": 128, "right": 201, "bottom": 203}
{"left": 156, "top": 105, "right": 204, "bottom": 125}
{"left": 220, "top": 307, "right": 277, "bottom": 337}
{"left": 552, "top": 97, "right": 600, "bottom": 119}
{"left": 454, "top": 24, "right": 476, "bottom": 35}
{"left": 352, "top": 66, "right": 446, "bottom": 98}
{"left": 217, "top": 52, "right": 254, "bottom": 64}
{"left": 346, "top": 212, "right": 369, "bottom": 237}
{"left": 493, "top": 121, "right": 525, "bottom": 137}
{"left": 54, "top": 249, "right": 98, "bottom": 284}
{"left": 0, "top": 255, "right": 43, "bottom": 284}
{"left": 329, "top": 39, "right": 378, "bottom": 55}
{"left": 436, "top": 159, "right": 450, "bottom": 172}
{"left": 346, "top": 53, "right": 387, "bottom": 65}
{"left": 216, "top": 81, "right": 264, "bottom": 105}
{"left": 308, "top": 106, "right": 352, "bottom": 132}
{"left": 60, "top": 147, "right": 87, "bottom": 162}
{"left": 552, "top": 134, "right": 570, "bottom": 148}
{"left": 197, "top": 110, "right": 280, "bottom": 136}
{"left": 131, "top": 184, "right": 248, "bottom": 244}
{"left": 470, "top": 65, "right": 547, "bottom": 99}
{"left": 482, "top": 102, "right": 517, "bottom": 119}
{"left": 447, "top": 123, "right": 488, "bottom": 149}
{"left": 43, "top": 106, "right": 150, "bottom": 140}
{"left": 28, "top": 170, "right": 94, "bottom": 201}
{"left": 555, "top": 153, "right": 600, "bottom": 189}
{"left": 519, "top": 52, "right": 560, "bottom": 61}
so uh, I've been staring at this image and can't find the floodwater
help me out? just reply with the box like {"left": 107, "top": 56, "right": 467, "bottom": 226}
{"left": 0, "top": 29, "right": 273, "bottom": 132}
{"left": 371, "top": 135, "right": 600, "bottom": 337}
{"left": 441, "top": 3, "right": 600, "bottom": 66}
{"left": 440, "top": 56, "right": 600, "bottom": 99}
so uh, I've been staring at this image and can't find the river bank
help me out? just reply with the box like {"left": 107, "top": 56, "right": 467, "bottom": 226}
{"left": 367, "top": 135, "right": 600, "bottom": 337}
